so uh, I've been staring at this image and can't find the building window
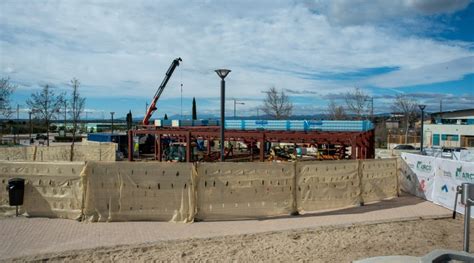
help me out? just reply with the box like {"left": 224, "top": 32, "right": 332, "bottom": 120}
{"left": 441, "top": 134, "right": 459, "bottom": 141}
{"left": 433, "top": 134, "right": 440, "bottom": 146}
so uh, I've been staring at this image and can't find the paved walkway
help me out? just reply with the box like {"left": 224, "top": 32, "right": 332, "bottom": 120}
{"left": 0, "top": 195, "right": 452, "bottom": 260}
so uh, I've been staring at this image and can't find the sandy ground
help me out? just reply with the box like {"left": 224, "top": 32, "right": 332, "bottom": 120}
{"left": 7, "top": 217, "right": 473, "bottom": 262}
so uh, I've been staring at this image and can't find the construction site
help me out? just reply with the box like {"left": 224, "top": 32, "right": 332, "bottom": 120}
{"left": 1, "top": 57, "right": 473, "bottom": 262}
{"left": 116, "top": 58, "right": 374, "bottom": 164}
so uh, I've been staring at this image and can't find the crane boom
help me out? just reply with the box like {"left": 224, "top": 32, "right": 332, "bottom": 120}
{"left": 142, "top": 57, "right": 182, "bottom": 125}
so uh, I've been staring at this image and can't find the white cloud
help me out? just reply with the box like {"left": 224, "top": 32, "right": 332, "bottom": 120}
{"left": 367, "top": 56, "right": 474, "bottom": 88}
{"left": 309, "top": 0, "right": 471, "bottom": 25}
{"left": 0, "top": 0, "right": 473, "bottom": 116}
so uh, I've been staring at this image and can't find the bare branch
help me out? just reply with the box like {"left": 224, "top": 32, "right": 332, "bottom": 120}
{"left": 0, "top": 77, "right": 16, "bottom": 118}
{"left": 26, "top": 84, "right": 64, "bottom": 146}
{"left": 392, "top": 94, "right": 418, "bottom": 142}
{"left": 327, "top": 99, "right": 347, "bottom": 120}
{"left": 262, "top": 87, "right": 293, "bottom": 119}
{"left": 344, "top": 87, "right": 369, "bottom": 119}
{"left": 69, "top": 78, "right": 86, "bottom": 160}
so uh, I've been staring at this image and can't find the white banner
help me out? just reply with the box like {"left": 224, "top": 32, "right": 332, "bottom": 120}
{"left": 400, "top": 153, "right": 436, "bottom": 201}
{"left": 401, "top": 153, "right": 474, "bottom": 218}
{"left": 432, "top": 158, "right": 474, "bottom": 218}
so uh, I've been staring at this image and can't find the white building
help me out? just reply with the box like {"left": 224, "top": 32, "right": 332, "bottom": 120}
{"left": 423, "top": 108, "right": 474, "bottom": 148}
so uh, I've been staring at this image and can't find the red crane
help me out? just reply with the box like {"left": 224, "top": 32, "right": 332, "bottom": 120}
{"left": 142, "top": 57, "right": 182, "bottom": 125}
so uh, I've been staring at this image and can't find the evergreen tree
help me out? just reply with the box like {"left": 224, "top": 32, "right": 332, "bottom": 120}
{"left": 164, "top": 113, "right": 168, "bottom": 120}
{"left": 192, "top": 97, "right": 197, "bottom": 120}
{"left": 126, "top": 110, "right": 133, "bottom": 130}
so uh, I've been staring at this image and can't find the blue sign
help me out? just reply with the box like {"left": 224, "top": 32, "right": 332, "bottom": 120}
{"left": 441, "top": 184, "right": 448, "bottom": 193}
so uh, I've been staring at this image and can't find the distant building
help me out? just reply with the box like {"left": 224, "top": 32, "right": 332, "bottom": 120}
{"left": 423, "top": 108, "right": 474, "bottom": 148}
{"left": 385, "top": 120, "right": 399, "bottom": 129}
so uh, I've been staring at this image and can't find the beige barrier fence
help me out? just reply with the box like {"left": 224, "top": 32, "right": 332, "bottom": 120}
{"left": 296, "top": 160, "right": 361, "bottom": 212}
{"left": 0, "top": 161, "right": 85, "bottom": 219}
{"left": 360, "top": 159, "right": 398, "bottom": 203}
{"left": 0, "top": 147, "right": 36, "bottom": 161}
{"left": 196, "top": 163, "right": 295, "bottom": 220}
{"left": 82, "top": 161, "right": 195, "bottom": 222}
{"left": 0, "top": 144, "right": 116, "bottom": 162}
{"left": 0, "top": 158, "right": 399, "bottom": 222}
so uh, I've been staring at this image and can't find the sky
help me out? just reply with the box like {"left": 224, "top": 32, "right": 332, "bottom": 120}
{"left": 1, "top": 0, "right": 473, "bottom": 119}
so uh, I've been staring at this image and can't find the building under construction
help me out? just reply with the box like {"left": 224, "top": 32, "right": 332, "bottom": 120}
{"left": 127, "top": 58, "right": 375, "bottom": 162}
{"left": 128, "top": 120, "right": 375, "bottom": 162}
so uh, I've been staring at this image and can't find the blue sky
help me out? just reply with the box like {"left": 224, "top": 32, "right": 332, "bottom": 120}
{"left": 1, "top": 0, "right": 473, "bottom": 119}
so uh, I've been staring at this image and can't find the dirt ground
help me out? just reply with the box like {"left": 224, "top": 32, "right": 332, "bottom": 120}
{"left": 9, "top": 217, "right": 473, "bottom": 262}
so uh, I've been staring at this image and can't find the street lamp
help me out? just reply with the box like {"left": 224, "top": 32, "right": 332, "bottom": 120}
{"left": 215, "top": 69, "right": 231, "bottom": 161}
{"left": 364, "top": 97, "right": 374, "bottom": 120}
{"left": 110, "top": 112, "right": 115, "bottom": 134}
{"left": 232, "top": 99, "right": 245, "bottom": 119}
{"left": 28, "top": 111, "right": 33, "bottom": 142}
{"left": 418, "top": 105, "right": 426, "bottom": 154}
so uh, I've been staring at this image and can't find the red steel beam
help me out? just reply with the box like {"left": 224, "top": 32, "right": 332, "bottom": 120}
{"left": 128, "top": 127, "right": 375, "bottom": 161}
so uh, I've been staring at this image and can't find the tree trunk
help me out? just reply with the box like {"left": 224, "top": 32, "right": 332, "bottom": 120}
{"left": 404, "top": 117, "right": 409, "bottom": 144}
{"left": 70, "top": 127, "right": 76, "bottom": 162}
{"left": 46, "top": 120, "right": 50, "bottom": 146}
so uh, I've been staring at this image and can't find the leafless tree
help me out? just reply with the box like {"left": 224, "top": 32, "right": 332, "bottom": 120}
{"left": 262, "top": 87, "right": 293, "bottom": 119}
{"left": 69, "top": 78, "right": 86, "bottom": 161}
{"left": 26, "top": 85, "right": 64, "bottom": 146}
{"left": 344, "top": 87, "right": 369, "bottom": 119}
{"left": 327, "top": 99, "right": 347, "bottom": 120}
{"left": 392, "top": 94, "right": 418, "bottom": 143}
{"left": 0, "top": 77, "right": 16, "bottom": 118}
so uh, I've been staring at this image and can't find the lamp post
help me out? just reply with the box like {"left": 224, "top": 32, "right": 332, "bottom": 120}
{"left": 215, "top": 69, "right": 231, "bottom": 162}
{"left": 233, "top": 99, "right": 245, "bottom": 119}
{"left": 418, "top": 105, "right": 426, "bottom": 154}
{"left": 28, "top": 111, "right": 32, "bottom": 142}
{"left": 364, "top": 97, "right": 374, "bottom": 121}
{"left": 110, "top": 112, "right": 115, "bottom": 134}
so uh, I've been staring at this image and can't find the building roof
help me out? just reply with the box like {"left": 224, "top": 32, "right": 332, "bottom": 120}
{"left": 430, "top": 108, "right": 474, "bottom": 119}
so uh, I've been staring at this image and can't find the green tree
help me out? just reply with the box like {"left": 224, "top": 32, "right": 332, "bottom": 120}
{"left": 164, "top": 113, "right": 168, "bottom": 120}
{"left": 192, "top": 97, "right": 197, "bottom": 120}
{"left": 126, "top": 110, "right": 133, "bottom": 130}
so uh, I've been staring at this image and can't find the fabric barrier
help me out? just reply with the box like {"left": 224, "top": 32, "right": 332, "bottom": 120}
{"left": 433, "top": 158, "right": 474, "bottom": 217}
{"left": 0, "top": 161, "right": 85, "bottom": 219}
{"left": 1, "top": 158, "right": 399, "bottom": 222}
{"left": 296, "top": 160, "right": 360, "bottom": 212}
{"left": 0, "top": 147, "right": 36, "bottom": 161}
{"left": 82, "top": 161, "right": 195, "bottom": 222}
{"left": 400, "top": 152, "right": 474, "bottom": 218}
{"left": 360, "top": 159, "right": 398, "bottom": 203}
{"left": 399, "top": 154, "right": 436, "bottom": 201}
{"left": 196, "top": 163, "right": 295, "bottom": 220}
{"left": 0, "top": 144, "right": 116, "bottom": 162}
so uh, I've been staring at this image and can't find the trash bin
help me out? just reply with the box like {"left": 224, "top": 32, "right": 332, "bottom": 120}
{"left": 7, "top": 178, "right": 25, "bottom": 206}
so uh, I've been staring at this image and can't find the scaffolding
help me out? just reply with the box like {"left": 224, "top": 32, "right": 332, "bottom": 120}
{"left": 128, "top": 126, "right": 375, "bottom": 162}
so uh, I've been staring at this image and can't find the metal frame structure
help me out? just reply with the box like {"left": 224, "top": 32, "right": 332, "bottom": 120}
{"left": 128, "top": 126, "right": 375, "bottom": 162}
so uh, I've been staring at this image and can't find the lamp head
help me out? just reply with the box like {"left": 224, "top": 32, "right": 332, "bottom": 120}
{"left": 215, "top": 69, "right": 231, "bottom": 79}
{"left": 418, "top": 105, "right": 426, "bottom": 111}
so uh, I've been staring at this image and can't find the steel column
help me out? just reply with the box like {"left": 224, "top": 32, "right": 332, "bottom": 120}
{"left": 128, "top": 130, "right": 133, "bottom": 161}
{"left": 259, "top": 134, "right": 265, "bottom": 162}
{"left": 156, "top": 134, "right": 162, "bottom": 161}
{"left": 186, "top": 132, "right": 191, "bottom": 162}
{"left": 250, "top": 141, "right": 254, "bottom": 161}
{"left": 220, "top": 79, "right": 225, "bottom": 162}
{"left": 207, "top": 139, "right": 212, "bottom": 155}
